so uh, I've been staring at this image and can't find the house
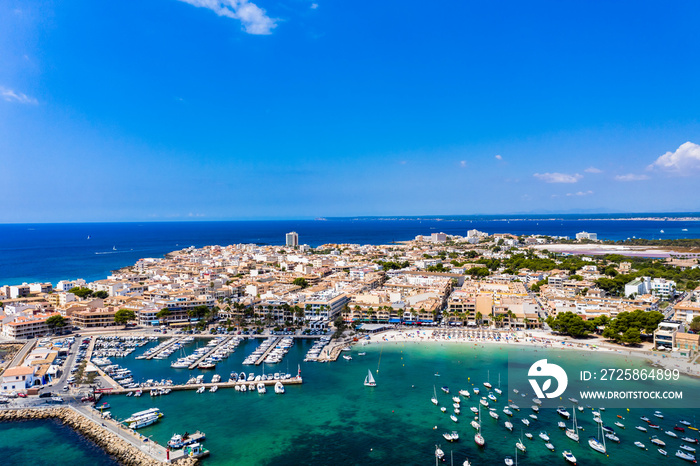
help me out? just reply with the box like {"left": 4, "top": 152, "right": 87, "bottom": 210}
{"left": 1, "top": 366, "right": 35, "bottom": 392}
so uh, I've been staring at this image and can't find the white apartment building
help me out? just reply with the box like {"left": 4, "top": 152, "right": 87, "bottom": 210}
{"left": 575, "top": 231, "right": 598, "bottom": 241}
{"left": 286, "top": 231, "right": 299, "bottom": 247}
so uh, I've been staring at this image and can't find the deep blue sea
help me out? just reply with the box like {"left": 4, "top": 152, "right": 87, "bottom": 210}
{"left": 2, "top": 214, "right": 700, "bottom": 286}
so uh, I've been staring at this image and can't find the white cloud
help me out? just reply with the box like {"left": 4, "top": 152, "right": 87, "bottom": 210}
{"left": 615, "top": 173, "right": 650, "bottom": 182}
{"left": 647, "top": 141, "right": 700, "bottom": 175}
{"left": 177, "top": 0, "right": 277, "bottom": 35}
{"left": 0, "top": 86, "right": 38, "bottom": 105}
{"left": 584, "top": 166, "right": 602, "bottom": 173}
{"left": 495, "top": 154, "right": 502, "bottom": 160}
{"left": 459, "top": 160, "right": 467, "bottom": 168}
{"left": 566, "top": 190, "right": 593, "bottom": 197}
{"left": 311, "top": 3, "right": 318, "bottom": 8}
{"left": 533, "top": 172, "right": 582, "bottom": 183}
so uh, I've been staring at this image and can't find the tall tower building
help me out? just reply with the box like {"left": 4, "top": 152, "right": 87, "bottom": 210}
{"left": 286, "top": 231, "right": 299, "bottom": 247}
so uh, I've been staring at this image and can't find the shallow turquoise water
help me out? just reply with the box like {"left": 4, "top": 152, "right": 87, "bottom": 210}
{"left": 4, "top": 339, "right": 700, "bottom": 465}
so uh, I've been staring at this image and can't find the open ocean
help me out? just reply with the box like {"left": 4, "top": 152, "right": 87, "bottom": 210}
{"left": 2, "top": 215, "right": 700, "bottom": 465}
{"left": 2, "top": 214, "right": 700, "bottom": 286}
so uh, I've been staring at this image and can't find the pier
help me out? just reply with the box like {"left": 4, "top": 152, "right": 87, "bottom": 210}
{"left": 146, "top": 337, "right": 185, "bottom": 360}
{"left": 103, "top": 376, "right": 303, "bottom": 395}
{"left": 187, "top": 336, "right": 233, "bottom": 369}
{"left": 254, "top": 336, "right": 282, "bottom": 365}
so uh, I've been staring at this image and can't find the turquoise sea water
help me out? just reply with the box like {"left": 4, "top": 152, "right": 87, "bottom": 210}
{"left": 0, "top": 418, "right": 119, "bottom": 465}
{"left": 6, "top": 338, "right": 695, "bottom": 465}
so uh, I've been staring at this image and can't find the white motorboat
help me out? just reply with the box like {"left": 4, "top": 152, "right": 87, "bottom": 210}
{"left": 503, "top": 407, "right": 513, "bottom": 416}
{"left": 209, "top": 385, "right": 218, "bottom": 393}
{"left": 257, "top": 383, "right": 266, "bottom": 394}
{"left": 636, "top": 425, "right": 648, "bottom": 432}
{"left": 196, "top": 386, "right": 205, "bottom": 394}
{"left": 451, "top": 414, "right": 459, "bottom": 423}
{"left": 635, "top": 441, "right": 647, "bottom": 450}
{"left": 681, "top": 445, "right": 697, "bottom": 453}
{"left": 128, "top": 413, "right": 159, "bottom": 429}
{"left": 545, "top": 442, "right": 555, "bottom": 451}
{"left": 562, "top": 450, "right": 577, "bottom": 464}
{"left": 650, "top": 436, "right": 666, "bottom": 447}
{"left": 459, "top": 389, "right": 471, "bottom": 398}
{"left": 667, "top": 430, "right": 679, "bottom": 438}
{"left": 659, "top": 448, "right": 668, "bottom": 456}
{"left": 525, "top": 433, "right": 533, "bottom": 439}
{"left": 522, "top": 418, "right": 530, "bottom": 426}
{"left": 505, "top": 421, "right": 513, "bottom": 431}
{"left": 504, "top": 457, "right": 513, "bottom": 466}
{"left": 275, "top": 381, "right": 285, "bottom": 394}
{"left": 676, "top": 450, "right": 697, "bottom": 462}
{"left": 539, "top": 432, "right": 549, "bottom": 441}
{"left": 489, "top": 410, "right": 499, "bottom": 420}
{"left": 614, "top": 421, "right": 624, "bottom": 429}
{"left": 557, "top": 407, "right": 570, "bottom": 419}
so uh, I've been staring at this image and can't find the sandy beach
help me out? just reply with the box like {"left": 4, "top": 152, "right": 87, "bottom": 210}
{"left": 364, "top": 328, "right": 700, "bottom": 377}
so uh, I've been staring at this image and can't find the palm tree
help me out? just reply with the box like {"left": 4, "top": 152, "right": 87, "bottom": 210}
{"left": 475, "top": 311, "right": 483, "bottom": 327}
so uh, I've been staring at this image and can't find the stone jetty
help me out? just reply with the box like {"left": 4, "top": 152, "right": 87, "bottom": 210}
{"left": 0, "top": 407, "right": 199, "bottom": 465}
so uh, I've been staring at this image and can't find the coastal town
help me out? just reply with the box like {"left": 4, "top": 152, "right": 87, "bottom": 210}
{"left": 1, "top": 229, "right": 700, "bottom": 464}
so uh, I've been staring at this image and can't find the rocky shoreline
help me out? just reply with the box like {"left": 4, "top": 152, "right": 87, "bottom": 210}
{"left": 0, "top": 408, "right": 199, "bottom": 466}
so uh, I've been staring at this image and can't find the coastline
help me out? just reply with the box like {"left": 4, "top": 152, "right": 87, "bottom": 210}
{"left": 364, "top": 328, "right": 700, "bottom": 378}
{"left": 0, "top": 407, "right": 198, "bottom": 466}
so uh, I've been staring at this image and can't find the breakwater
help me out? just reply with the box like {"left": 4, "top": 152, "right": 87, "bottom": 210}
{"left": 0, "top": 408, "right": 199, "bottom": 466}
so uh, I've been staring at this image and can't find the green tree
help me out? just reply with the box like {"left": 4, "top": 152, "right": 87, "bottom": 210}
{"left": 156, "top": 308, "right": 171, "bottom": 323}
{"left": 621, "top": 327, "right": 642, "bottom": 345}
{"left": 46, "top": 314, "right": 67, "bottom": 334}
{"left": 114, "top": 309, "right": 136, "bottom": 327}
{"left": 93, "top": 291, "right": 109, "bottom": 299}
{"left": 545, "top": 312, "right": 592, "bottom": 338}
{"left": 69, "top": 287, "right": 93, "bottom": 299}
{"left": 690, "top": 316, "right": 700, "bottom": 333}
{"left": 293, "top": 278, "right": 310, "bottom": 289}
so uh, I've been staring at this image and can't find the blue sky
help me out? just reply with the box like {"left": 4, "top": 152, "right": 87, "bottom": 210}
{"left": 1, "top": 0, "right": 699, "bottom": 222}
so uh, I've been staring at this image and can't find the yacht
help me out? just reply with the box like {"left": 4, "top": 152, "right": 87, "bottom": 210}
{"left": 566, "top": 407, "right": 579, "bottom": 442}
{"left": 676, "top": 450, "right": 697, "bottom": 462}
{"left": 365, "top": 370, "right": 377, "bottom": 387}
{"left": 605, "top": 432, "right": 620, "bottom": 443}
{"left": 431, "top": 386, "right": 438, "bottom": 405}
{"left": 128, "top": 413, "right": 160, "bottom": 429}
{"left": 435, "top": 445, "right": 445, "bottom": 460}
{"left": 683, "top": 437, "right": 699, "bottom": 444}
{"left": 681, "top": 445, "right": 697, "bottom": 453}
{"left": 557, "top": 407, "right": 570, "bottom": 419}
{"left": 459, "top": 389, "right": 471, "bottom": 398}
{"left": 475, "top": 404, "right": 485, "bottom": 446}
{"left": 562, "top": 450, "right": 577, "bottom": 464}
{"left": 589, "top": 421, "right": 606, "bottom": 454}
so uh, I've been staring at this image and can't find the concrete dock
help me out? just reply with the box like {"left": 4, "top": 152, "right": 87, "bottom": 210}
{"left": 187, "top": 336, "right": 234, "bottom": 369}
{"left": 254, "top": 337, "right": 282, "bottom": 365}
{"left": 146, "top": 337, "right": 185, "bottom": 360}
